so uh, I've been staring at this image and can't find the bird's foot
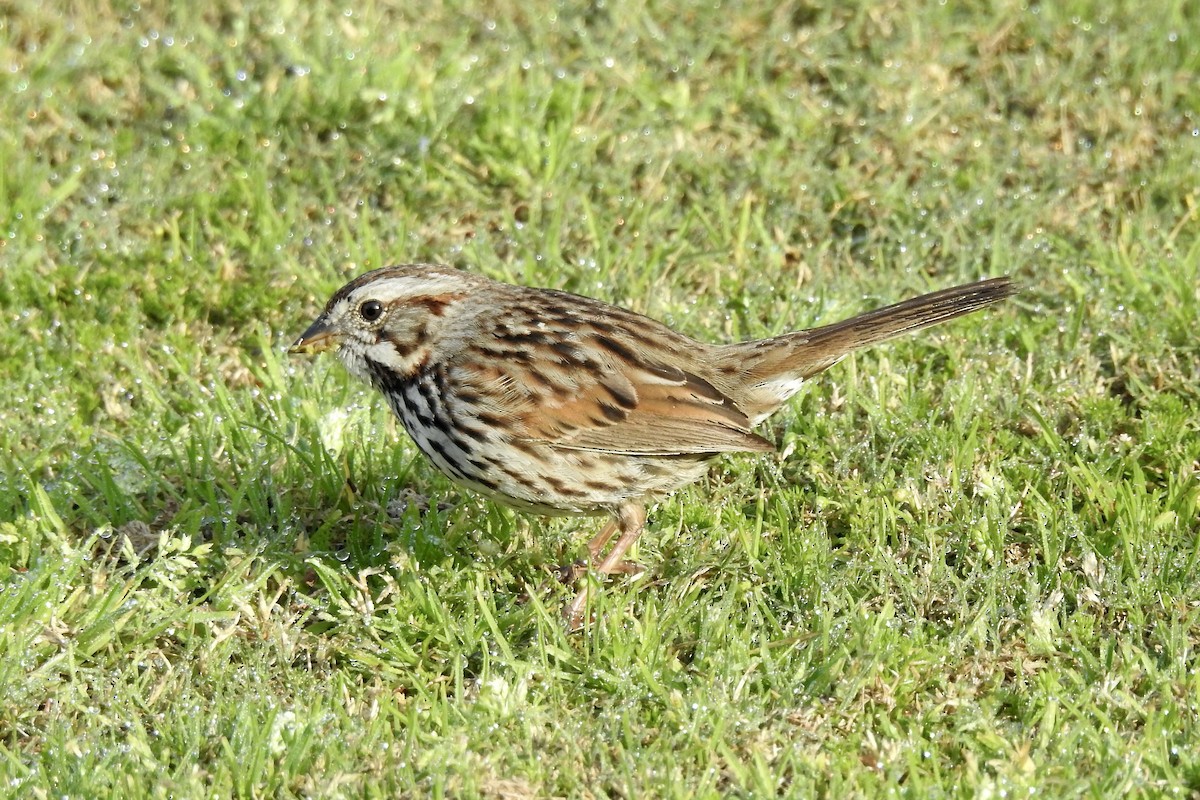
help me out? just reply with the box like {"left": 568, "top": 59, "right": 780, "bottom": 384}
{"left": 557, "top": 558, "right": 643, "bottom": 586}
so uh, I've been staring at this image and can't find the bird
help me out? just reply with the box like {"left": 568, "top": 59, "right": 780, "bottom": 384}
{"left": 290, "top": 264, "right": 1015, "bottom": 627}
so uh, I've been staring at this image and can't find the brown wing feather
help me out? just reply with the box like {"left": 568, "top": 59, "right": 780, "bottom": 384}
{"left": 514, "top": 363, "right": 774, "bottom": 455}
{"left": 450, "top": 316, "right": 775, "bottom": 456}
{"left": 550, "top": 416, "right": 775, "bottom": 455}
{"left": 441, "top": 289, "right": 777, "bottom": 460}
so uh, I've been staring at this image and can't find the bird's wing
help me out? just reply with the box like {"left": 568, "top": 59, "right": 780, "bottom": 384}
{"left": 447, "top": 336, "right": 774, "bottom": 457}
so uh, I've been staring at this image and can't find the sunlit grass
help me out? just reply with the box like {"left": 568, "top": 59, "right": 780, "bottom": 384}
{"left": 2, "top": 1, "right": 1198, "bottom": 796}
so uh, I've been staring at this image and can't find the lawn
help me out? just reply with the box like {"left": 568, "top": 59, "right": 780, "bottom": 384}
{"left": 2, "top": 0, "right": 1198, "bottom": 796}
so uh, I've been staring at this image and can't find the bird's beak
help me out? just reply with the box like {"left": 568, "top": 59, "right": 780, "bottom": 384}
{"left": 289, "top": 318, "right": 339, "bottom": 355}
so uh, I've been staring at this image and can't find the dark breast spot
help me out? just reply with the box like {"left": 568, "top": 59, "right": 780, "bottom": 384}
{"left": 540, "top": 473, "right": 584, "bottom": 498}
{"left": 367, "top": 357, "right": 407, "bottom": 396}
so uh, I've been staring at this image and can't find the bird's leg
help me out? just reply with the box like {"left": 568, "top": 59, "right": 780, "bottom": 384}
{"left": 558, "top": 513, "right": 639, "bottom": 584}
{"left": 586, "top": 518, "right": 619, "bottom": 560}
{"left": 558, "top": 517, "right": 615, "bottom": 584}
{"left": 593, "top": 503, "right": 647, "bottom": 574}
{"left": 564, "top": 503, "right": 647, "bottom": 630}
{"left": 588, "top": 517, "right": 644, "bottom": 574}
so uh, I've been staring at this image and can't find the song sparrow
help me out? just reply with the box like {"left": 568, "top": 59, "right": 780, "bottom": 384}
{"left": 290, "top": 265, "right": 1015, "bottom": 627}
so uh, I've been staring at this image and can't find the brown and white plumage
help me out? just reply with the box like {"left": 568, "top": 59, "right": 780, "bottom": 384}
{"left": 291, "top": 264, "right": 1016, "bottom": 626}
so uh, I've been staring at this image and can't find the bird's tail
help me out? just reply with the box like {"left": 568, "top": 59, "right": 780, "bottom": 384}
{"left": 715, "top": 276, "right": 1017, "bottom": 419}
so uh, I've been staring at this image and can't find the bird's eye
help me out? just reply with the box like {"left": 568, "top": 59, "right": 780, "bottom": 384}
{"left": 360, "top": 300, "right": 384, "bottom": 322}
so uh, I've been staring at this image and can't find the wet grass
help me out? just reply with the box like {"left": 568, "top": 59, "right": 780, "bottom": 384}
{"left": 2, "top": 0, "right": 1199, "bottom": 796}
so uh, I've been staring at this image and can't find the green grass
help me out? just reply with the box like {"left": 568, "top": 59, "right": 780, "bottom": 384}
{"left": 3, "top": 0, "right": 1198, "bottom": 796}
